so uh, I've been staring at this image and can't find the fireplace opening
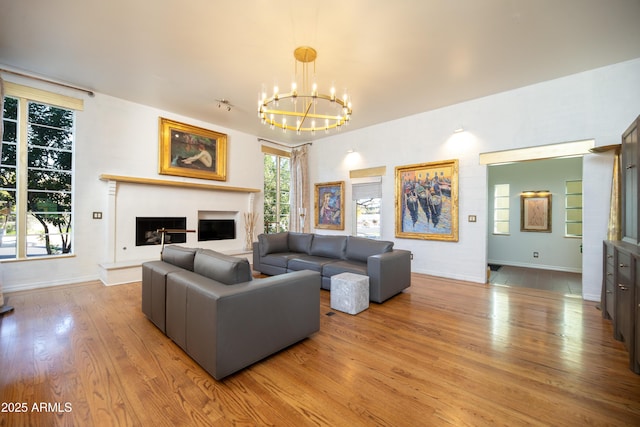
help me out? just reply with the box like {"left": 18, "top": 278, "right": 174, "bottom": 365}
{"left": 198, "top": 219, "right": 236, "bottom": 241}
{"left": 136, "top": 217, "right": 187, "bottom": 246}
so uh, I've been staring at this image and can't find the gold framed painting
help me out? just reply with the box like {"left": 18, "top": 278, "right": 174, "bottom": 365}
{"left": 520, "top": 191, "right": 552, "bottom": 232}
{"left": 395, "top": 159, "right": 458, "bottom": 241}
{"left": 158, "top": 117, "right": 227, "bottom": 181}
{"left": 314, "top": 181, "right": 345, "bottom": 230}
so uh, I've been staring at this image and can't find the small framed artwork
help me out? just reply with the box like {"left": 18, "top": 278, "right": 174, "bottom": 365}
{"left": 521, "top": 191, "right": 552, "bottom": 232}
{"left": 159, "top": 117, "right": 227, "bottom": 181}
{"left": 395, "top": 159, "right": 458, "bottom": 241}
{"left": 314, "top": 181, "right": 345, "bottom": 230}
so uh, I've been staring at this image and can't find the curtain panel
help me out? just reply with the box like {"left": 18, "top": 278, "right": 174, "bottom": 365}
{"left": 608, "top": 147, "right": 621, "bottom": 241}
{"left": 290, "top": 145, "right": 309, "bottom": 232}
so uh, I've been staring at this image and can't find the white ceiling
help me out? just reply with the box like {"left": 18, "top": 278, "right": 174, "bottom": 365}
{"left": 1, "top": 0, "right": 639, "bottom": 145}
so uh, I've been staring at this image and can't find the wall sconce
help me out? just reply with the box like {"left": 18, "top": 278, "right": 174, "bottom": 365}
{"left": 453, "top": 126, "right": 465, "bottom": 134}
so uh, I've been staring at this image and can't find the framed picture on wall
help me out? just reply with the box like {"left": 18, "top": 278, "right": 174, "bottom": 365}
{"left": 158, "top": 117, "right": 227, "bottom": 181}
{"left": 314, "top": 181, "right": 345, "bottom": 230}
{"left": 395, "top": 159, "right": 459, "bottom": 241}
{"left": 521, "top": 191, "right": 552, "bottom": 232}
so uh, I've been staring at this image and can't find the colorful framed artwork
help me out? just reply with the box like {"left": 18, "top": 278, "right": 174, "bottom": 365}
{"left": 395, "top": 159, "right": 459, "bottom": 241}
{"left": 520, "top": 191, "right": 552, "bottom": 232}
{"left": 159, "top": 117, "right": 227, "bottom": 181}
{"left": 314, "top": 181, "right": 345, "bottom": 230}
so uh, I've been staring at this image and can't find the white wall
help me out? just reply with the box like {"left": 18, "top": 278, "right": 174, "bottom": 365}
{"left": 487, "top": 157, "right": 583, "bottom": 272}
{"left": 308, "top": 58, "right": 640, "bottom": 301}
{"left": 1, "top": 75, "right": 264, "bottom": 292}
{"left": 2, "top": 58, "right": 639, "bottom": 300}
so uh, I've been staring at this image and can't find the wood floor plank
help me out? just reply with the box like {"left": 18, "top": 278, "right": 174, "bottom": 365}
{"left": 1, "top": 274, "right": 640, "bottom": 426}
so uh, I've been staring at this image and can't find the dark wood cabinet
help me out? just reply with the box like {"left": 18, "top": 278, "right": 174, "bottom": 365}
{"left": 603, "top": 241, "right": 638, "bottom": 373}
{"left": 602, "top": 242, "right": 615, "bottom": 320}
{"left": 616, "top": 251, "right": 633, "bottom": 345}
{"left": 602, "top": 115, "right": 640, "bottom": 374}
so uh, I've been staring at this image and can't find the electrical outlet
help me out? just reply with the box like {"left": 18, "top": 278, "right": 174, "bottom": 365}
{"left": 533, "top": 251, "right": 539, "bottom": 258}
{"left": 468, "top": 215, "right": 477, "bottom": 222}
{"left": 92, "top": 211, "right": 103, "bottom": 219}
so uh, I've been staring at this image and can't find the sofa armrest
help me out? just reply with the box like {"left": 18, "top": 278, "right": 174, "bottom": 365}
{"left": 169, "top": 269, "right": 321, "bottom": 380}
{"left": 142, "top": 260, "right": 184, "bottom": 333}
{"left": 367, "top": 249, "right": 411, "bottom": 303}
{"left": 252, "top": 241, "right": 261, "bottom": 270}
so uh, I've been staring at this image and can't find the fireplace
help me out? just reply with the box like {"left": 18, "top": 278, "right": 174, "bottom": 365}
{"left": 136, "top": 217, "right": 187, "bottom": 246}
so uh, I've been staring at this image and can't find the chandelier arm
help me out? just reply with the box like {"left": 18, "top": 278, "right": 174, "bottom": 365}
{"left": 298, "top": 101, "right": 313, "bottom": 131}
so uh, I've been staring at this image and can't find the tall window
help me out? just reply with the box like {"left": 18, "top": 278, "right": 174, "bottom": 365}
{"left": 1, "top": 86, "right": 77, "bottom": 259}
{"left": 493, "top": 183, "right": 510, "bottom": 234}
{"left": 565, "top": 180, "right": 583, "bottom": 237}
{"left": 263, "top": 150, "right": 290, "bottom": 233}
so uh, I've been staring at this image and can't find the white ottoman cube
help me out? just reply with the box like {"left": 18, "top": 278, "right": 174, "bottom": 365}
{"left": 331, "top": 272, "right": 369, "bottom": 315}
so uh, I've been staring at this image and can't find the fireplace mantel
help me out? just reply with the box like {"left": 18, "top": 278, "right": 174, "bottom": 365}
{"left": 99, "top": 174, "right": 261, "bottom": 193}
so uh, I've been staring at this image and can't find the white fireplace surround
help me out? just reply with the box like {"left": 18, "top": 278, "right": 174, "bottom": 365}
{"left": 98, "top": 174, "right": 260, "bottom": 285}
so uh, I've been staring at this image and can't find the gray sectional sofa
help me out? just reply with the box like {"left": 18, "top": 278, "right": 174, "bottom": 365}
{"left": 252, "top": 232, "right": 411, "bottom": 303}
{"left": 142, "top": 245, "right": 321, "bottom": 380}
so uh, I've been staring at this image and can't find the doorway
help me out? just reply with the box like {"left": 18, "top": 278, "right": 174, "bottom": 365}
{"left": 482, "top": 141, "right": 593, "bottom": 296}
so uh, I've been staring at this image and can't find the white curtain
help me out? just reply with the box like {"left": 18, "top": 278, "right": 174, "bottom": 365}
{"left": 290, "top": 145, "right": 310, "bottom": 232}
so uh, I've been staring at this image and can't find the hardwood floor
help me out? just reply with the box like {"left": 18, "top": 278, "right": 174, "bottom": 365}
{"left": 1, "top": 273, "right": 639, "bottom": 426}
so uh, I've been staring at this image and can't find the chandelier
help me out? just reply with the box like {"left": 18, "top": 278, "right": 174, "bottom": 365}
{"left": 258, "top": 46, "right": 352, "bottom": 135}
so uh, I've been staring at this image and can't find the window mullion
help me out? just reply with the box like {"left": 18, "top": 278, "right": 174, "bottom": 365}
{"left": 16, "top": 98, "right": 28, "bottom": 258}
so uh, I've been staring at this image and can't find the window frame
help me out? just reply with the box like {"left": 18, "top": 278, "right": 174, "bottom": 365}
{"left": 262, "top": 146, "right": 290, "bottom": 234}
{"left": 1, "top": 82, "right": 81, "bottom": 260}
{"left": 493, "top": 183, "right": 510, "bottom": 235}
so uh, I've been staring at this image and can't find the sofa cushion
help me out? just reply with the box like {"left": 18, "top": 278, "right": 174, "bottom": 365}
{"left": 345, "top": 236, "right": 394, "bottom": 263}
{"left": 258, "top": 232, "right": 289, "bottom": 256}
{"left": 161, "top": 245, "right": 197, "bottom": 271}
{"left": 288, "top": 255, "right": 338, "bottom": 273}
{"left": 310, "top": 234, "right": 347, "bottom": 259}
{"left": 288, "top": 232, "right": 314, "bottom": 254}
{"left": 322, "top": 260, "right": 367, "bottom": 277}
{"left": 194, "top": 249, "right": 253, "bottom": 285}
{"left": 261, "top": 253, "right": 299, "bottom": 268}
